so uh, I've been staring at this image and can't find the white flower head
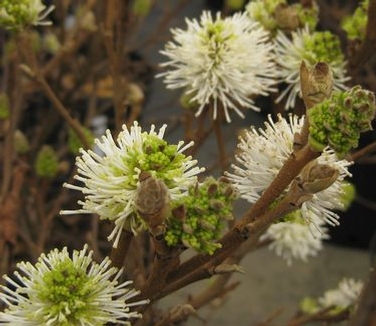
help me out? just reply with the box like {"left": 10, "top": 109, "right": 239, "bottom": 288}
{"left": 260, "top": 212, "right": 329, "bottom": 265}
{"left": 61, "top": 121, "right": 204, "bottom": 247}
{"left": 0, "top": 245, "right": 149, "bottom": 325}
{"left": 274, "top": 26, "right": 350, "bottom": 110}
{"left": 318, "top": 278, "right": 363, "bottom": 309}
{"left": 158, "top": 11, "right": 277, "bottom": 122}
{"left": 0, "top": 0, "right": 55, "bottom": 30}
{"left": 225, "top": 114, "right": 352, "bottom": 228}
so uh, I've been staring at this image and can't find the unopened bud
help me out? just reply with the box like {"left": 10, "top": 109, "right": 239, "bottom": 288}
{"left": 135, "top": 172, "right": 170, "bottom": 229}
{"left": 300, "top": 61, "right": 333, "bottom": 109}
{"left": 299, "top": 160, "right": 339, "bottom": 194}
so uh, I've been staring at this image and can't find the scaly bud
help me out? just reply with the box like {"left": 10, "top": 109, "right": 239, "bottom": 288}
{"left": 300, "top": 61, "right": 333, "bottom": 109}
{"left": 134, "top": 172, "right": 170, "bottom": 234}
{"left": 299, "top": 160, "right": 339, "bottom": 194}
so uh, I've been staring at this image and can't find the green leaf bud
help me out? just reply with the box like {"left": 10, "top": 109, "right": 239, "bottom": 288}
{"left": 0, "top": 93, "right": 10, "bottom": 120}
{"left": 14, "top": 129, "right": 30, "bottom": 154}
{"left": 132, "top": 0, "right": 152, "bottom": 17}
{"left": 68, "top": 127, "right": 94, "bottom": 155}
{"left": 34, "top": 145, "right": 58, "bottom": 178}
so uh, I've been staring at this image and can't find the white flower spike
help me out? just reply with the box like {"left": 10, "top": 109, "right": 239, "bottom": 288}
{"left": 260, "top": 212, "right": 329, "bottom": 265}
{"left": 61, "top": 121, "right": 204, "bottom": 247}
{"left": 0, "top": 245, "right": 149, "bottom": 325}
{"left": 318, "top": 278, "right": 363, "bottom": 309}
{"left": 159, "top": 11, "right": 277, "bottom": 122}
{"left": 225, "top": 114, "right": 352, "bottom": 228}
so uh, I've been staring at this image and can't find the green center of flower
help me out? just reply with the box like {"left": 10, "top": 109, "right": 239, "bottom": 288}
{"left": 302, "top": 31, "right": 343, "bottom": 65}
{"left": 36, "top": 259, "right": 94, "bottom": 324}
{"left": 202, "top": 20, "right": 235, "bottom": 65}
{"left": 126, "top": 133, "right": 187, "bottom": 188}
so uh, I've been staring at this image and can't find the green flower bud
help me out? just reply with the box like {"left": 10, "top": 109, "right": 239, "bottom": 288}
{"left": 0, "top": 93, "right": 10, "bottom": 120}
{"left": 341, "top": 0, "right": 369, "bottom": 41}
{"left": 165, "top": 177, "right": 236, "bottom": 255}
{"left": 308, "top": 85, "right": 376, "bottom": 157}
{"left": 35, "top": 145, "right": 58, "bottom": 178}
{"left": 68, "top": 127, "right": 94, "bottom": 155}
{"left": 132, "top": 0, "right": 152, "bottom": 17}
{"left": 14, "top": 129, "right": 30, "bottom": 154}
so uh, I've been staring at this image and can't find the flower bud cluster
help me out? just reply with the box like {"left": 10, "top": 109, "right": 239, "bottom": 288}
{"left": 165, "top": 177, "right": 236, "bottom": 255}
{"left": 308, "top": 85, "right": 376, "bottom": 156}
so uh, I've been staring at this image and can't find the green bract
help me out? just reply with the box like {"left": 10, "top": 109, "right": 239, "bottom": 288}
{"left": 308, "top": 85, "right": 376, "bottom": 157}
{"left": 165, "top": 177, "right": 236, "bottom": 255}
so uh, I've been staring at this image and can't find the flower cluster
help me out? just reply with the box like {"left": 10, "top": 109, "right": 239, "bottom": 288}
{"left": 0, "top": 245, "right": 148, "bottom": 325}
{"left": 341, "top": 0, "right": 369, "bottom": 41}
{"left": 273, "top": 26, "right": 349, "bottom": 109}
{"left": 226, "top": 114, "right": 351, "bottom": 263}
{"left": 159, "top": 11, "right": 277, "bottom": 122}
{"left": 0, "top": 0, "right": 55, "bottom": 30}
{"left": 246, "top": 0, "right": 318, "bottom": 33}
{"left": 61, "top": 122, "right": 204, "bottom": 247}
{"left": 308, "top": 85, "right": 376, "bottom": 157}
{"left": 165, "top": 177, "right": 236, "bottom": 254}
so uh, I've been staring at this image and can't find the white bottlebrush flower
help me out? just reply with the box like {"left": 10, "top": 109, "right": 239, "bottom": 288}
{"left": 158, "top": 11, "right": 277, "bottom": 122}
{"left": 318, "top": 278, "right": 363, "bottom": 309}
{"left": 61, "top": 121, "right": 204, "bottom": 247}
{"left": 0, "top": 0, "right": 55, "bottom": 30}
{"left": 273, "top": 26, "right": 350, "bottom": 110}
{"left": 225, "top": 114, "right": 352, "bottom": 227}
{"left": 260, "top": 212, "right": 329, "bottom": 265}
{"left": 0, "top": 245, "right": 149, "bottom": 325}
